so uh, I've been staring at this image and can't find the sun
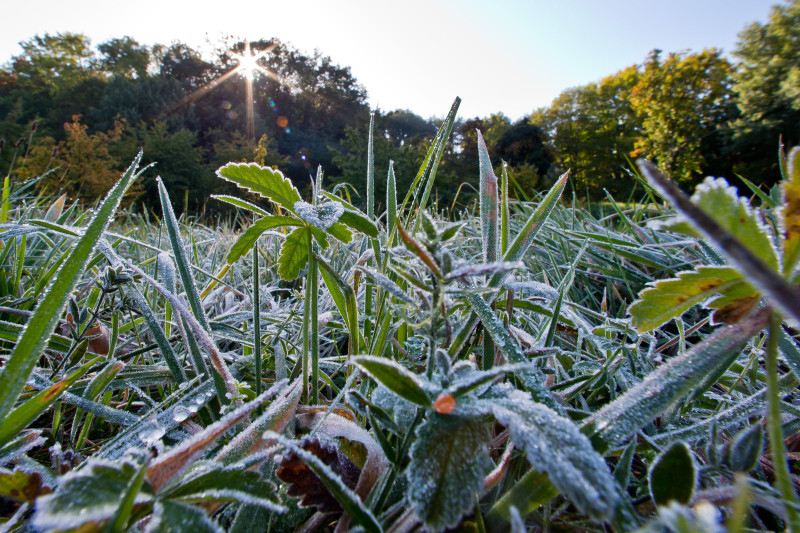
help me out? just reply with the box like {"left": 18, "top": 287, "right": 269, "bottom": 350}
{"left": 232, "top": 40, "right": 272, "bottom": 80}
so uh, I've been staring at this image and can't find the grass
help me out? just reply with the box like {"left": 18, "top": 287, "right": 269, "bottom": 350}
{"left": 0, "top": 103, "right": 799, "bottom": 532}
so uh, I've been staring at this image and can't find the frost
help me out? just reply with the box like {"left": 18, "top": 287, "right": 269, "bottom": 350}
{"left": 293, "top": 201, "right": 344, "bottom": 230}
{"left": 489, "top": 398, "right": 619, "bottom": 520}
{"left": 173, "top": 406, "right": 191, "bottom": 423}
{"left": 139, "top": 423, "right": 166, "bottom": 446}
{"left": 406, "top": 415, "right": 493, "bottom": 532}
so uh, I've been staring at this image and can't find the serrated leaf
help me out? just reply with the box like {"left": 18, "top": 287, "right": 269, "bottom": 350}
{"left": 352, "top": 356, "right": 432, "bottom": 408}
{"left": 781, "top": 146, "right": 800, "bottom": 273}
{"left": 407, "top": 414, "right": 493, "bottom": 533}
{"left": 649, "top": 442, "right": 696, "bottom": 507}
{"left": 216, "top": 163, "right": 301, "bottom": 212}
{"left": 226, "top": 215, "right": 302, "bottom": 264}
{"left": 147, "top": 500, "right": 224, "bottom": 533}
{"left": 294, "top": 200, "right": 343, "bottom": 230}
{"left": 629, "top": 266, "right": 751, "bottom": 332}
{"left": 277, "top": 227, "right": 309, "bottom": 281}
{"left": 33, "top": 457, "right": 153, "bottom": 531}
{"left": 488, "top": 391, "right": 618, "bottom": 520}
{"left": 339, "top": 209, "right": 378, "bottom": 238}
{"left": 324, "top": 221, "right": 353, "bottom": 243}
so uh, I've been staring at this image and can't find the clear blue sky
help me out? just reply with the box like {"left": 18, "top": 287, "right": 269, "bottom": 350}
{"left": 0, "top": 0, "right": 779, "bottom": 121}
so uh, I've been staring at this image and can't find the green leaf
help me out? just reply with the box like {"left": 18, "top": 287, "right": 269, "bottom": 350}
{"left": 104, "top": 455, "right": 151, "bottom": 533}
{"left": 324, "top": 221, "right": 353, "bottom": 244}
{"left": 352, "top": 356, "right": 432, "bottom": 408}
{"left": 649, "top": 442, "right": 696, "bottom": 507}
{"left": 339, "top": 209, "right": 378, "bottom": 238}
{"left": 160, "top": 467, "right": 284, "bottom": 512}
{"left": 629, "top": 266, "right": 751, "bottom": 332}
{"left": 226, "top": 215, "right": 302, "bottom": 264}
{"left": 583, "top": 307, "right": 771, "bottom": 451}
{"left": 488, "top": 392, "right": 619, "bottom": 520}
{"left": 0, "top": 353, "right": 102, "bottom": 447}
{"left": 149, "top": 500, "right": 224, "bottom": 533}
{"left": 781, "top": 146, "right": 800, "bottom": 273}
{"left": 294, "top": 200, "right": 344, "bottom": 230}
{"left": 727, "top": 423, "right": 764, "bottom": 472}
{"left": 216, "top": 162, "right": 302, "bottom": 213}
{"left": 485, "top": 470, "right": 558, "bottom": 531}
{"left": 465, "top": 292, "right": 558, "bottom": 411}
{"left": 32, "top": 456, "right": 154, "bottom": 532}
{"left": 210, "top": 194, "right": 269, "bottom": 217}
{"left": 478, "top": 130, "right": 500, "bottom": 263}
{"left": 406, "top": 414, "right": 493, "bottom": 533}
{"left": 0, "top": 154, "right": 145, "bottom": 424}
{"left": 277, "top": 227, "right": 309, "bottom": 281}
{"left": 386, "top": 161, "right": 397, "bottom": 236}
{"left": 316, "top": 254, "right": 361, "bottom": 352}
{"left": 639, "top": 161, "right": 800, "bottom": 326}
{"left": 653, "top": 176, "right": 779, "bottom": 270}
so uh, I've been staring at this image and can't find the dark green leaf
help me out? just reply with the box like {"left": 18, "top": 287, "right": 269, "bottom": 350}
{"left": 352, "top": 356, "right": 432, "bottom": 408}
{"left": 649, "top": 442, "right": 696, "bottom": 507}
{"left": 277, "top": 227, "right": 309, "bottom": 281}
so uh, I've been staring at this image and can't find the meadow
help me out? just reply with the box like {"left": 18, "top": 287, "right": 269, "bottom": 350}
{"left": 1, "top": 99, "right": 800, "bottom": 532}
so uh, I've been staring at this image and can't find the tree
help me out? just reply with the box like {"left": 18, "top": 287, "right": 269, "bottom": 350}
{"left": 630, "top": 49, "right": 734, "bottom": 183}
{"left": 531, "top": 65, "right": 640, "bottom": 196}
{"left": 97, "top": 37, "right": 151, "bottom": 79}
{"left": 730, "top": 0, "right": 800, "bottom": 180}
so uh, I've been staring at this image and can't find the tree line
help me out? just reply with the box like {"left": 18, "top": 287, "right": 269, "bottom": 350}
{"left": 1, "top": 0, "right": 799, "bottom": 213}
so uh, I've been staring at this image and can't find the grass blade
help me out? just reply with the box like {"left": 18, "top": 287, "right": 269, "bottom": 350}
{"left": 0, "top": 153, "right": 145, "bottom": 423}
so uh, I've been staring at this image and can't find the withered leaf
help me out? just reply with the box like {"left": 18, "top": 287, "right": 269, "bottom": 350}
{"left": 275, "top": 436, "right": 360, "bottom": 513}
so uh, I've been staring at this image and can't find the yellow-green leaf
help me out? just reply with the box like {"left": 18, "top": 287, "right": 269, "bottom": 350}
{"left": 216, "top": 163, "right": 302, "bottom": 213}
{"left": 277, "top": 227, "right": 309, "bottom": 281}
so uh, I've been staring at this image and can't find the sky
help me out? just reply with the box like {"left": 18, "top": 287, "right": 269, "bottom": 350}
{"left": 0, "top": 0, "right": 780, "bottom": 121}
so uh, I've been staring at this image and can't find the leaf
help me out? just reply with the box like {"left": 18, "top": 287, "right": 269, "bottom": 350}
{"left": 216, "top": 162, "right": 302, "bottom": 213}
{"left": 316, "top": 255, "right": 361, "bottom": 352}
{"left": 464, "top": 292, "right": 558, "bottom": 411}
{"left": 649, "top": 442, "right": 696, "bottom": 507}
{"left": 0, "top": 153, "right": 145, "bottom": 424}
{"left": 147, "top": 387, "right": 279, "bottom": 492}
{"left": 352, "top": 356, "right": 432, "bottom": 408}
{"left": 0, "top": 430, "right": 46, "bottom": 465}
{"left": 781, "top": 146, "right": 800, "bottom": 273}
{"left": 406, "top": 414, "right": 493, "bottom": 533}
{"left": 0, "top": 470, "right": 52, "bottom": 503}
{"left": 105, "top": 455, "right": 151, "bottom": 533}
{"left": 485, "top": 470, "right": 558, "bottom": 530}
{"left": 276, "top": 435, "right": 360, "bottom": 512}
{"left": 271, "top": 433, "right": 382, "bottom": 533}
{"left": 33, "top": 456, "right": 154, "bottom": 532}
{"left": 356, "top": 266, "right": 413, "bottom": 304}
{"left": 215, "top": 379, "right": 302, "bottom": 465}
{"left": 294, "top": 200, "right": 344, "bottom": 230}
{"left": 277, "top": 227, "right": 309, "bottom": 281}
{"left": 726, "top": 423, "right": 764, "bottom": 472}
{"left": 488, "top": 390, "right": 619, "bottom": 520}
{"left": 638, "top": 160, "right": 800, "bottom": 326}
{"left": 226, "top": 215, "right": 302, "bottom": 264}
{"left": 629, "top": 266, "right": 752, "bottom": 332}
{"left": 478, "top": 129, "right": 500, "bottom": 263}
{"left": 339, "top": 209, "right": 378, "bottom": 238}
{"left": 0, "top": 353, "right": 102, "bottom": 447}
{"left": 386, "top": 161, "right": 397, "bottom": 236}
{"left": 396, "top": 221, "right": 441, "bottom": 277}
{"left": 583, "top": 307, "right": 771, "bottom": 451}
{"left": 323, "top": 221, "right": 353, "bottom": 244}
{"left": 210, "top": 194, "right": 269, "bottom": 217}
{"left": 654, "top": 176, "right": 779, "bottom": 270}
{"left": 147, "top": 500, "right": 224, "bottom": 533}
{"left": 160, "top": 466, "right": 284, "bottom": 512}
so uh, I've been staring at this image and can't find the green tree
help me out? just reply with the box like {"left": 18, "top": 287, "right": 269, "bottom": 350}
{"left": 630, "top": 49, "right": 734, "bottom": 183}
{"left": 730, "top": 0, "right": 800, "bottom": 180}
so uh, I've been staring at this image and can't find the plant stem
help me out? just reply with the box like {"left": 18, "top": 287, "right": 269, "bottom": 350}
{"left": 767, "top": 311, "right": 800, "bottom": 531}
{"left": 310, "top": 241, "right": 319, "bottom": 404}
{"left": 253, "top": 245, "right": 262, "bottom": 401}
